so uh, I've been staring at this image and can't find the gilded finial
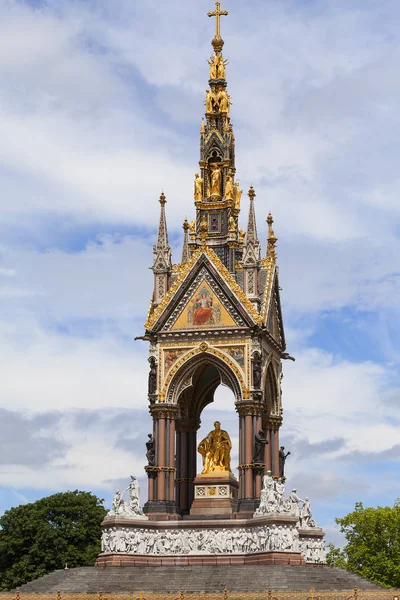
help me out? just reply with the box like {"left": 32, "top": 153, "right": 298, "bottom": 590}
{"left": 183, "top": 219, "right": 190, "bottom": 231}
{"left": 200, "top": 118, "right": 205, "bottom": 134}
{"left": 208, "top": 1, "right": 228, "bottom": 51}
{"left": 267, "top": 212, "right": 278, "bottom": 263}
{"left": 248, "top": 185, "right": 256, "bottom": 200}
{"left": 159, "top": 191, "right": 167, "bottom": 206}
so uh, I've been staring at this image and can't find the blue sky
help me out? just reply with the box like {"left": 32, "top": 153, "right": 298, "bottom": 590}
{"left": 0, "top": 0, "right": 399, "bottom": 548}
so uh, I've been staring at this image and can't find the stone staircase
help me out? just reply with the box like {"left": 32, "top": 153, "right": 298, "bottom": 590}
{"left": 17, "top": 565, "right": 384, "bottom": 593}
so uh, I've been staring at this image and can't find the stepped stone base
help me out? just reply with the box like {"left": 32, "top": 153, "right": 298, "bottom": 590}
{"left": 16, "top": 565, "right": 386, "bottom": 593}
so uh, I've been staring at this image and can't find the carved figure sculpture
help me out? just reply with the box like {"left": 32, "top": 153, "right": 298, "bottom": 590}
{"left": 217, "top": 55, "right": 228, "bottom": 79}
{"left": 228, "top": 216, "right": 236, "bottom": 230}
{"left": 208, "top": 55, "right": 218, "bottom": 79}
{"left": 253, "top": 354, "right": 262, "bottom": 389}
{"left": 300, "top": 497, "right": 315, "bottom": 528}
{"left": 198, "top": 421, "right": 232, "bottom": 473}
{"left": 210, "top": 165, "right": 222, "bottom": 196}
{"left": 148, "top": 357, "right": 157, "bottom": 395}
{"left": 126, "top": 476, "right": 144, "bottom": 516}
{"left": 279, "top": 446, "right": 291, "bottom": 477}
{"left": 194, "top": 172, "right": 204, "bottom": 201}
{"left": 254, "top": 470, "right": 279, "bottom": 517}
{"left": 108, "top": 476, "right": 147, "bottom": 520}
{"left": 217, "top": 89, "right": 230, "bottom": 114}
{"left": 205, "top": 89, "right": 214, "bottom": 113}
{"left": 233, "top": 181, "right": 243, "bottom": 210}
{"left": 275, "top": 478, "right": 285, "bottom": 511}
{"left": 253, "top": 430, "right": 268, "bottom": 463}
{"left": 189, "top": 220, "right": 196, "bottom": 233}
{"left": 111, "top": 490, "right": 123, "bottom": 514}
{"left": 288, "top": 488, "right": 303, "bottom": 521}
{"left": 224, "top": 173, "right": 233, "bottom": 200}
{"left": 146, "top": 433, "right": 156, "bottom": 466}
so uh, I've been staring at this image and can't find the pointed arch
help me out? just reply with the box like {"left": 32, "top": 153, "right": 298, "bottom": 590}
{"left": 165, "top": 349, "right": 243, "bottom": 411}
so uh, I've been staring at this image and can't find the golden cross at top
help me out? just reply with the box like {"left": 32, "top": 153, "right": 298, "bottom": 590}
{"left": 207, "top": 1, "right": 229, "bottom": 39}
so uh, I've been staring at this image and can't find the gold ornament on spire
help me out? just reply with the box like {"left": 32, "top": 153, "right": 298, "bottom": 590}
{"left": 208, "top": 1, "right": 229, "bottom": 42}
{"left": 267, "top": 212, "right": 278, "bottom": 263}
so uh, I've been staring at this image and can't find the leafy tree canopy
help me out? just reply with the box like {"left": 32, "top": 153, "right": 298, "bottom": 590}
{"left": 0, "top": 490, "right": 107, "bottom": 591}
{"left": 326, "top": 500, "right": 400, "bottom": 588}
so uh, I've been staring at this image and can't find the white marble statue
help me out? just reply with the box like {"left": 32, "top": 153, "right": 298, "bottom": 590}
{"left": 300, "top": 497, "right": 318, "bottom": 528}
{"left": 287, "top": 488, "right": 304, "bottom": 521}
{"left": 108, "top": 475, "right": 148, "bottom": 519}
{"left": 254, "top": 470, "right": 280, "bottom": 516}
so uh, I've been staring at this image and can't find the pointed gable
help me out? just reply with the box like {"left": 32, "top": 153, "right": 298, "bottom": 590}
{"left": 145, "top": 248, "right": 263, "bottom": 333}
{"left": 261, "top": 263, "right": 286, "bottom": 350}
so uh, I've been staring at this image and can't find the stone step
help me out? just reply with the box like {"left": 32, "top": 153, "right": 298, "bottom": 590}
{"left": 16, "top": 565, "right": 385, "bottom": 593}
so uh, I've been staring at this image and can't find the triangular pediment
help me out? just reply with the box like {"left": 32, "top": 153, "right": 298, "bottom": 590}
{"left": 145, "top": 249, "right": 263, "bottom": 333}
{"left": 171, "top": 279, "right": 238, "bottom": 330}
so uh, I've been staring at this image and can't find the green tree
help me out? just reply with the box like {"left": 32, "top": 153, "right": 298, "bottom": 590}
{"left": 0, "top": 490, "right": 107, "bottom": 591}
{"left": 326, "top": 542, "right": 347, "bottom": 569}
{"left": 327, "top": 500, "right": 400, "bottom": 588}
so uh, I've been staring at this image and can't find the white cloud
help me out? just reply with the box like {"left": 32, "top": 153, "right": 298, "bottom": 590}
{"left": 0, "top": 0, "right": 398, "bottom": 545}
{"left": 0, "top": 318, "right": 148, "bottom": 413}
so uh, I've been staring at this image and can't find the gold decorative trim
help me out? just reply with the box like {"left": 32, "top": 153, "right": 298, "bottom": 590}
{"left": 261, "top": 260, "right": 275, "bottom": 324}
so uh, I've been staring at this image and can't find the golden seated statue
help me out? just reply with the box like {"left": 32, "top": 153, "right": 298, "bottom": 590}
{"left": 198, "top": 421, "right": 232, "bottom": 474}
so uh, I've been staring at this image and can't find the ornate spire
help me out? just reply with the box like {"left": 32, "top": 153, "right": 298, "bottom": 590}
{"left": 266, "top": 212, "right": 278, "bottom": 264}
{"left": 181, "top": 219, "right": 190, "bottom": 264}
{"left": 188, "top": 3, "right": 241, "bottom": 273}
{"left": 242, "top": 186, "right": 261, "bottom": 266}
{"left": 152, "top": 191, "right": 172, "bottom": 273}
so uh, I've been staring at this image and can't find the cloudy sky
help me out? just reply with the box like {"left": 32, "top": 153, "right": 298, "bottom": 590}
{"left": 0, "top": 0, "right": 399, "bottom": 548}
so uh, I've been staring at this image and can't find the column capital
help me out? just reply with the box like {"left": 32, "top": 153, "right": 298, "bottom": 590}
{"left": 268, "top": 416, "right": 283, "bottom": 431}
{"left": 235, "top": 400, "right": 264, "bottom": 417}
{"left": 150, "top": 404, "right": 179, "bottom": 420}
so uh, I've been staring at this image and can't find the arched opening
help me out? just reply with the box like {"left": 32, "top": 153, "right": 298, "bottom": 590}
{"left": 167, "top": 353, "right": 241, "bottom": 514}
{"left": 195, "top": 384, "right": 238, "bottom": 481}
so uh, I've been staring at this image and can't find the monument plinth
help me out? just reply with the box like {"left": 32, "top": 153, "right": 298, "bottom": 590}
{"left": 191, "top": 471, "right": 239, "bottom": 516}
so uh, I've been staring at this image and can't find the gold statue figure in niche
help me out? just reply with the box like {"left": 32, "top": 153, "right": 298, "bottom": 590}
{"left": 194, "top": 173, "right": 204, "bottom": 202}
{"left": 198, "top": 421, "right": 232, "bottom": 474}
{"left": 217, "top": 89, "right": 230, "bottom": 114}
{"left": 217, "top": 55, "right": 228, "bottom": 79}
{"left": 233, "top": 180, "right": 243, "bottom": 210}
{"left": 207, "top": 54, "right": 228, "bottom": 80}
{"left": 210, "top": 165, "right": 222, "bottom": 196}
{"left": 225, "top": 173, "right": 234, "bottom": 200}
{"left": 207, "top": 55, "right": 219, "bottom": 80}
{"left": 205, "top": 89, "right": 214, "bottom": 113}
{"left": 229, "top": 215, "right": 236, "bottom": 230}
